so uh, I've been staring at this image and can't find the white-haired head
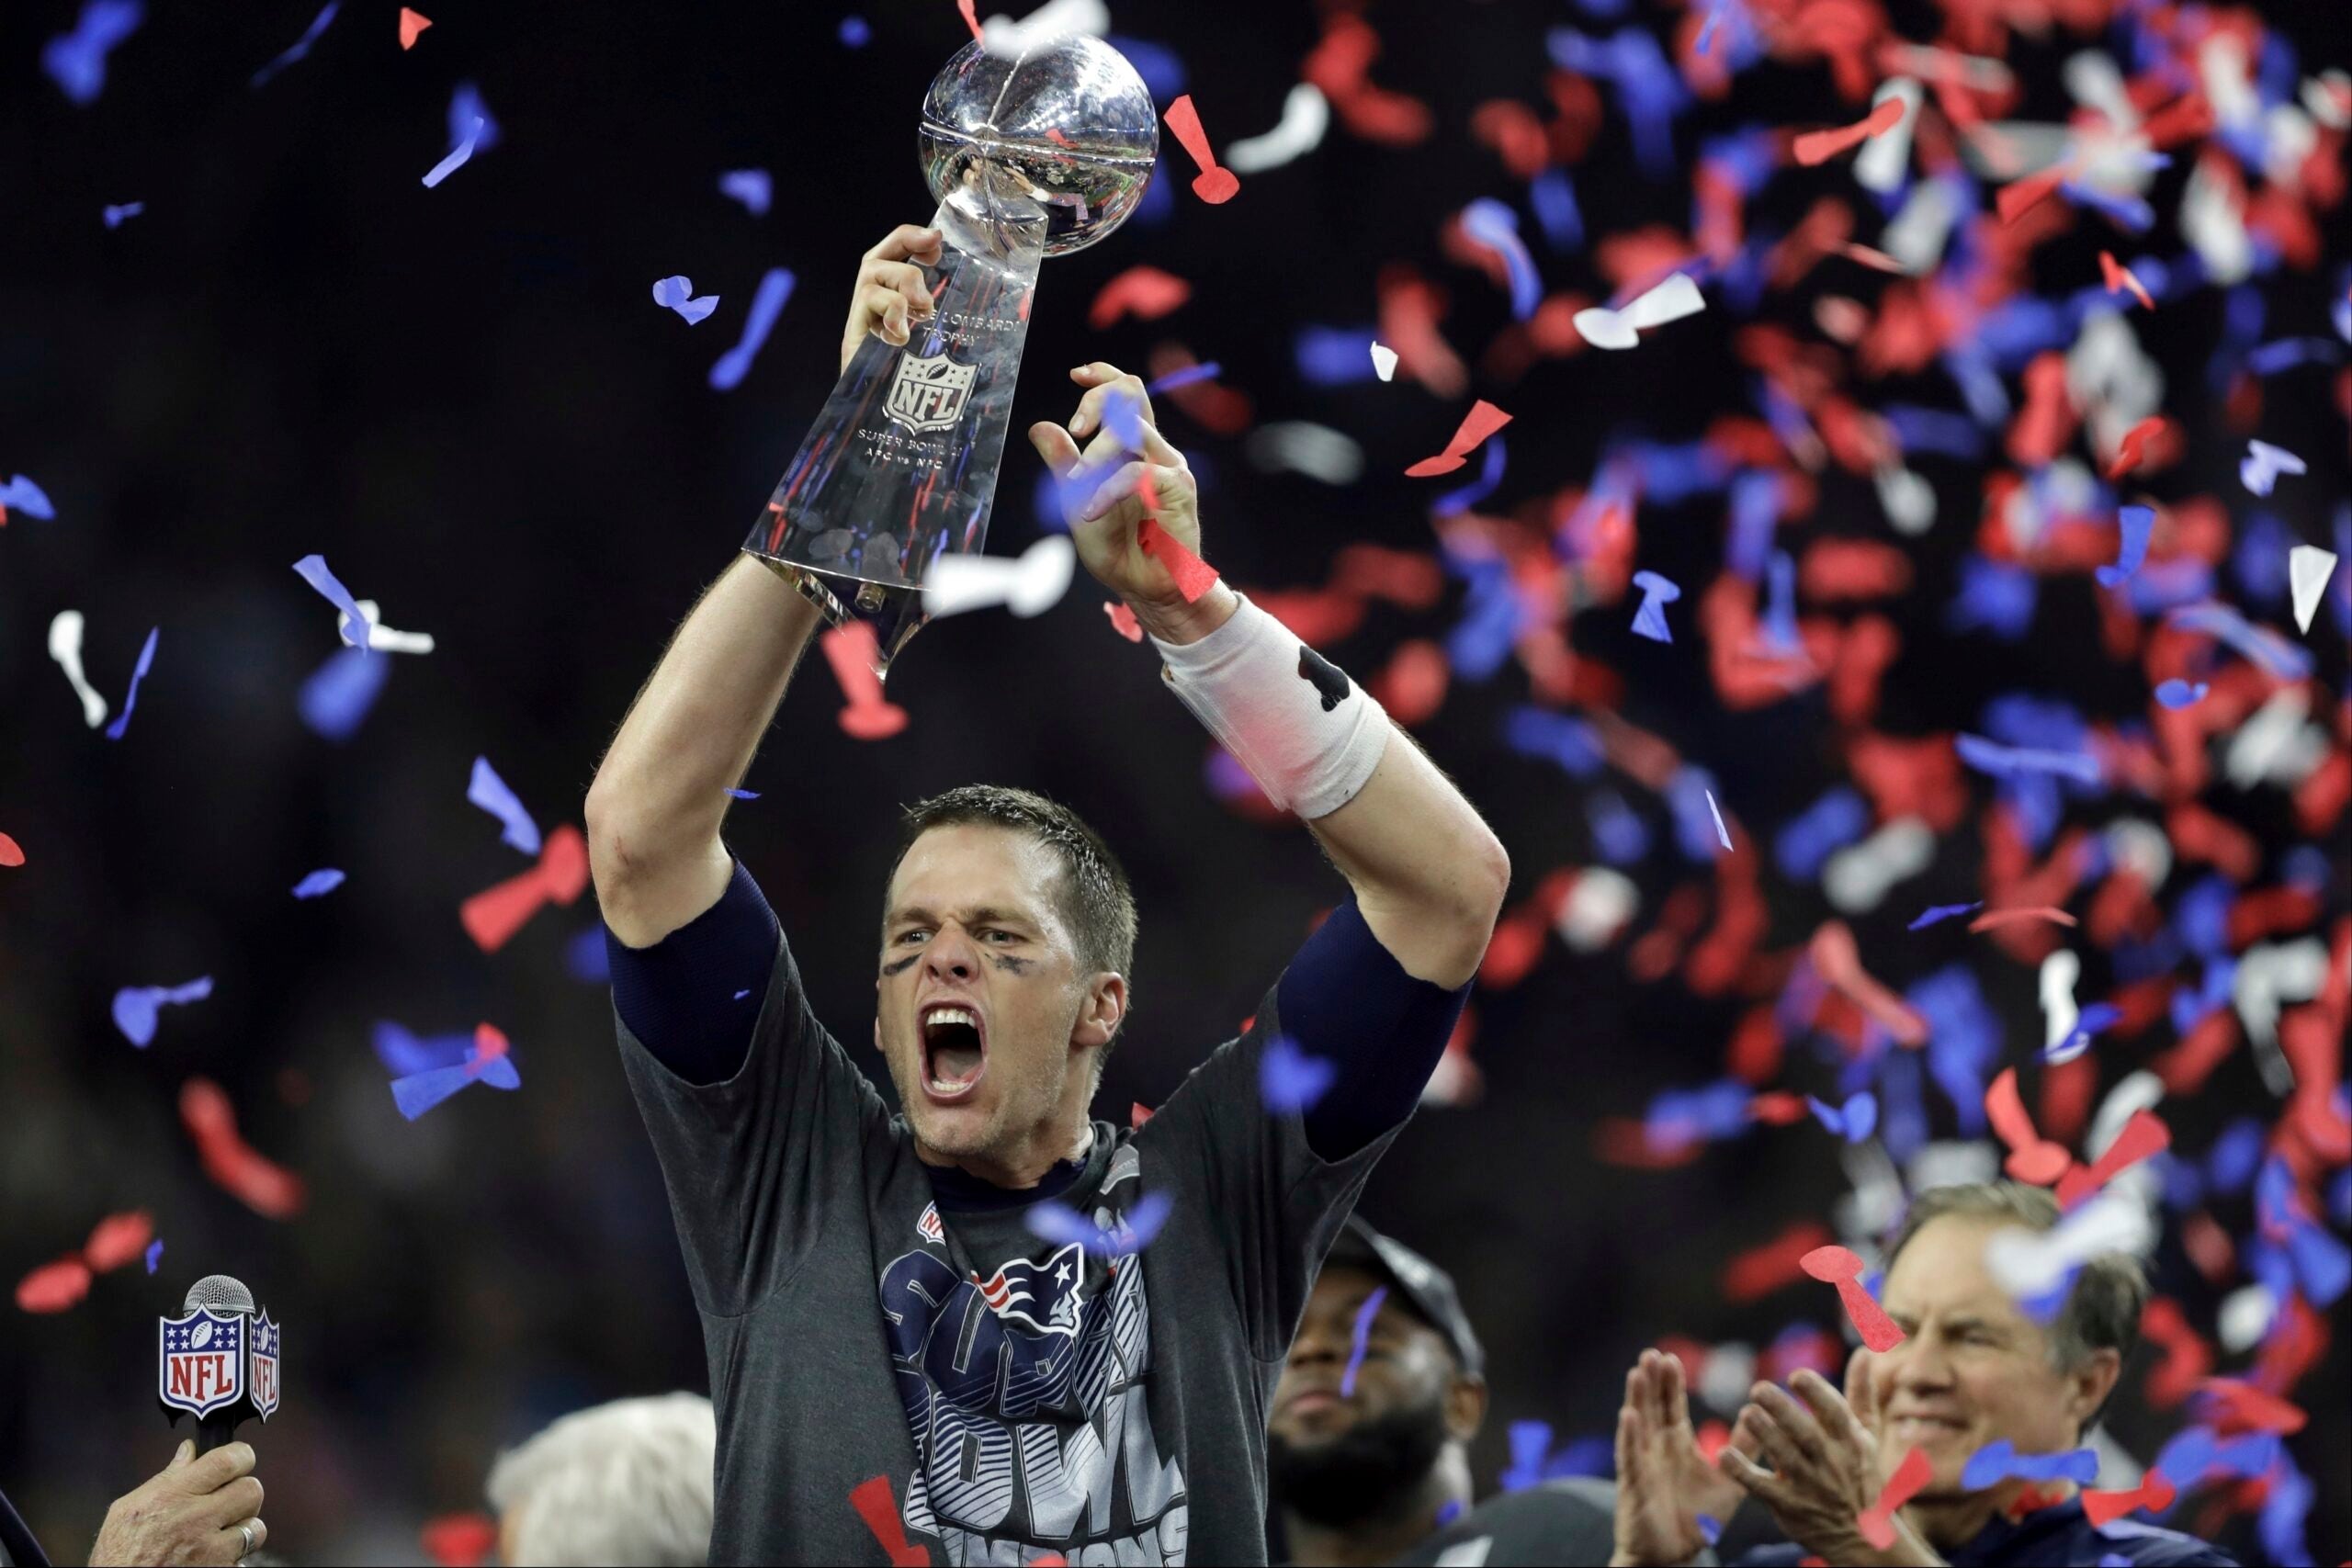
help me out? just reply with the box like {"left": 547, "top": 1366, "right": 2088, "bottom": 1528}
{"left": 486, "top": 1393, "right": 716, "bottom": 1566}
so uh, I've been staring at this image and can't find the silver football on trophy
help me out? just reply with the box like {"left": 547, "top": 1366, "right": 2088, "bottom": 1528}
{"left": 918, "top": 34, "right": 1159, "bottom": 256}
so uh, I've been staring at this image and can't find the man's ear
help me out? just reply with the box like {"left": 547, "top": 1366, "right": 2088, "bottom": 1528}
{"left": 873, "top": 1016, "right": 883, "bottom": 1055}
{"left": 1071, "top": 972, "right": 1127, "bottom": 1049}
{"left": 2066, "top": 1348, "right": 2122, "bottom": 1430}
{"left": 1446, "top": 1372, "right": 1489, "bottom": 1443}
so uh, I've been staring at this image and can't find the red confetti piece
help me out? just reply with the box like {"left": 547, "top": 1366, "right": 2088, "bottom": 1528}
{"left": 1984, "top": 1067, "right": 2072, "bottom": 1186}
{"left": 1086, "top": 265, "right": 1191, "bottom": 330}
{"left": 1330, "top": 543, "right": 1443, "bottom": 608}
{"left": 1800, "top": 1245, "right": 1907, "bottom": 1352}
{"left": 2082, "top": 1470, "right": 2177, "bottom": 1528}
{"left": 0, "top": 831, "right": 23, "bottom": 867}
{"left": 1836, "top": 242, "right": 1907, "bottom": 274}
{"left": 2105, "top": 416, "right": 2168, "bottom": 480}
{"left": 16, "top": 1258, "right": 92, "bottom": 1314}
{"left": 1995, "top": 165, "right": 2069, "bottom": 225}
{"left": 398, "top": 7, "right": 432, "bottom": 49}
{"left": 1136, "top": 517, "right": 1221, "bottom": 604}
{"left": 847, "top": 1474, "right": 931, "bottom": 1566}
{"left": 1792, "top": 98, "right": 1907, "bottom": 165}
{"left": 460, "top": 824, "right": 591, "bottom": 953}
{"left": 1162, "top": 96, "right": 1239, "bottom": 204}
{"left": 2195, "top": 1377, "right": 2309, "bottom": 1436}
{"left": 82, "top": 1210, "right": 154, "bottom": 1273}
{"left": 1404, "top": 399, "right": 1513, "bottom": 477}
{"left": 2054, "top": 1109, "right": 2169, "bottom": 1208}
{"left": 1807, "top": 921, "right": 1928, "bottom": 1046}
{"left": 1102, "top": 601, "right": 1143, "bottom": 642}
{"left": 1721, "top": 1220, "right": 1836, "bottom": 1302}
{"left": 179, "top": 1077, "right": 306, "bottom": 1219}
{"left": 1370, "top": 638, "right": 1449, "bottom": 726}
{"left": 420, "top": 1513, "right": 497, "bottom": 1568}
{"left": 820, "top": 624, "right": 910, "bottom": 741}
{"left": 2139, "top": 1298, "right": 2212, "bottom": 1409}
{"left": 1966, "top": 906, "right": 2077, "bottom": 932}
{"left": 2098, "top": 251, "right": 2154, "bottom": 310}
{"left": 1129, "top": 1101, "right": 1154, "bottom": 1129}
{"left": 956, "top": 0, "right": 982, "bottom": 45}
{"left": 1859, "top": 1445, "right": 1932, "bottom": 1549}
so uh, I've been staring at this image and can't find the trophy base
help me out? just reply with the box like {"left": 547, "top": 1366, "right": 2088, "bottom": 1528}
{"left": 756, "top": 556, "right": 926, "bottom": 681}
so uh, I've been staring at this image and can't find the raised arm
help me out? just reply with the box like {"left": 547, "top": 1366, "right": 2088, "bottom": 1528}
{"left": 586, "top": 223, "right": 946, "bottom": 948}
{"left": 1029, "top": 365, "right": 1510, "bottom": 990}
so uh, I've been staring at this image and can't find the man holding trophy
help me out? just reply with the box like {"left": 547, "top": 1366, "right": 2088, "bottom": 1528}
{"left": 585, "top": 35, "right": 1509, "bottom": 1563}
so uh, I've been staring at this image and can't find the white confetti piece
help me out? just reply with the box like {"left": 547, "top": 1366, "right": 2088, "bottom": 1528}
{"left": 47, "top": 610, "right": 109, "bottom": 729}
{"left": 1370, "top": 343, "right": 1399, "bottom": 381}
{"left": 1573, "top": 274, "right": 1704, "bottom": 350}
{"left": 1225, "top": 84, "right": 1329, "bottom": 175}
{"left": 922, "top": 535, "right": 1077, "bottom": 620}
{"left": 2288, "top": 545, "right": 2337, "bottom": 634}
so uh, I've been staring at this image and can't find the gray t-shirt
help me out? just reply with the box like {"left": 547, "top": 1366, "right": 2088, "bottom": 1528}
{"left": 617, "top": 929, "right": 1401, "bottom": 1564}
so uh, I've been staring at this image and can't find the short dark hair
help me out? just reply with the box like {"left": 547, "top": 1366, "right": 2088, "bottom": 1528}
{"left": 886, "top": 784, "right": 1137, "bottom": 1073}
{"left": 1884, "top": 1181, "right": 2147, "bottom": 1427}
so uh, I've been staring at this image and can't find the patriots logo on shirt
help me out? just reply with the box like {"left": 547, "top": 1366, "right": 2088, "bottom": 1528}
{"left": 916, "top": 1201, "right": 944, "bottom": 1247}
{"left": 970, "top": 1242, "right": 1085, "bottom": 1337}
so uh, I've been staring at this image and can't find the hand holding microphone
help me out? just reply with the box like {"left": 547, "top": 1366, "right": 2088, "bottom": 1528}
{"left": 87, "top": 1440, "right": 266, "bottom": 1567}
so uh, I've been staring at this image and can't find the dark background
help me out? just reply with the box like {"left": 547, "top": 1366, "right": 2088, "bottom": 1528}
{"left": 2, "top": 0, "right": 2345, "bottom": 1562}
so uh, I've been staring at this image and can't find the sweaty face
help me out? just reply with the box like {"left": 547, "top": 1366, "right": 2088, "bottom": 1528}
{"left": 1269, "top": 1263, "right": 1456, "bottom": 1525}
{"left": 1871, "top": 1215, "right": 2098, "bottom": 1498}
{"left": 876, "top": 824, "right": 1097, "bottom": 1174}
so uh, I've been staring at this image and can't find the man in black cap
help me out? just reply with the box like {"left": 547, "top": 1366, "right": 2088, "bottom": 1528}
{"left": 1271, "top": 1217, "right": 1616, "bottom": 1566}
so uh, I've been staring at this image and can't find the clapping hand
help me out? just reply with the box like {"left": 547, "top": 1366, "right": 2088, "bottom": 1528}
{"left": 1611, "top": 1348, "right": 1755, "bottom": 1566}
{"left": 1716, "top": 1351, "right": 1940, "bottom": 1566}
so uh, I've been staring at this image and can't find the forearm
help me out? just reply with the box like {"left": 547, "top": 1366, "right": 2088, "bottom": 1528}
{"left": 587, "top": 554, "right": 821, "bottom": 936}
{"left": 1131, "top": 585, "right": 1509, "bottom": 987}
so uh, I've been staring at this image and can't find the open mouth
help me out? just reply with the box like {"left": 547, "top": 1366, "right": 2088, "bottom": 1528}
{"left": 921, "top": 1003, "right": 988, "bottom": 1102}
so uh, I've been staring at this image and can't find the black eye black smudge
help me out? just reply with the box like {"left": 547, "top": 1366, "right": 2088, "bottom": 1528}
{"left": 882, "top": 953, "right": 920, "bottom": 976}
{"left": 990, "top": 955, "right": 1032, "bottom": 975}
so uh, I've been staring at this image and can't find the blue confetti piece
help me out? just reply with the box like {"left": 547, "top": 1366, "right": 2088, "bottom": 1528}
{"left": 1024, "top": 1190, "right": 1175, "bottom": 1258}
{"left": 1146, "top": 362, "right": 1221, "bottom": 396}
{"left": 1908, "top": 901, "right": 1982, "bottom": 931}
{"left": 1432, "top": 437, "right": 1507, "bottom": 517}
{"left": 2057, "top": 181, "right": 2153, "bottom": 231}
{"left": 1587, "top": 788, "right": 1649, "bottom": 865}
{"left": 1645, "top": 1077, "right": 1753, "bottom": 1148}
{"left": 2245, "top": 337, "right": 2341, "bottom": 376}
{"left": 719, "top": 167, "right": 772, "bottom": 215}
{"left": 468, "top": 756, "right": 543, "bottom": 856}
{"left": 1697, "top": 1514, "right": 1723, "bottom": 1546}
{"left": 299, "top": 643, "right": 390, "bottom": 739}
{"left": 1103, "top": 35, "right": 1184, "bottom": 100}
{"left": 0, "top": 474, "right": 57, "bottom": 520}
{"left": 449, "top": 81, "right": 501, "bottom": 152}
{"left": 1962, "top": 1438, "right": 2099, "bottom": 1491}
{"left": 1528, "top": 167, "right": 1583, "bottom": 251}
{"left": 1340, "top": 1284, "right": 1388, "bottom": 1396}
{"left": 652, "top": 275, "right": 720, "bottom": 324}
{"left": 1724, "top": 470, "right": 1779, "bottom": 581}
{"left": 249, "top": 0, "right": 338, "bottom": 89}
{"left": 391, "top": 1044, "right": 523, "bottom": 1121}
{"left": 2096, "top": 506, "right": 2155, "bottom": 588}
{"left": 1807, "top": 1090, "right": 1877, "bottom": 1143}
{"left": 291, "top": 868, "right": 345, "bottom": 899}
{"left": 1503, "top": 708, "right": 1604, "bottom": 778}
{"left": 1295, "top": 325, "right": 1381, "bottom": 387}
{"left": 2044, "top": 1002, "right": 2121, "bottom": 1065}
{"left": 112, "top": 977, "right": 213, "bottom": 1048}
{"left": 102, "top": 627, "right": 159, "bottom": 741}
{"left": 424, "top": 117, "right": 486, "bottom": 188}
{"left": 372, "top": 1021, "right": 474, "bottom": 1076}
{"left": 42, "top": 0, "right": 143, "bottom": 106}
{"left": 837, "top": 14, "right": 870, "bottom": 47}
{"left": 2166, "top": 601, "right": 2312, "bottom": 680}
{"left": 2154, "top": 679, "right": 2209, "bottom": 709}
{"left": 565, "top": 924, "right": 611, "bottom": 984}
{"left": 102, "top": 201, "right": 144, "bottom": 229}
{"left": 1704, "top": 789, "right": 1732, "bottom": 852}
{"left": 726, "top": 787, "right": 760, "bottom": 800}
{"left": 1444, "top": 559, "right": 1522, "bottom": 680}
{"left": 1435, "top": 1499, "right": 1464, "bottom": 1529}
{"left": 1954, "top": 733, "right": 2101, "bottom": 785}
{"left": 1884, "top": 403, "right": 1985, "bottom": 460}
{"left": 709, "top": 267, "right": 796, "bottom": 391}
{"left": 144, "top": 1239, "right": 163, "bottom": 1275}
{"left": 1462, "top": 199, "right": 1542, "bottom": 321}
{"left": 1261, "top": 1034, "right": 1337, "bottom": 1113}
{"left": 1499, "top": 1420, "right": 1555, "bottom": 1493}
{"left": 1629, "top": 570, "right": 1681, "bottom": 643}
{"left": 1663, "top": 768, "right": 1726, "bottom": 863}
{"left": 1757, "top": 549, "right": 1800, "bottom": 652}
{"left": 292, "top": 554, "right": 374, "bottom": 656}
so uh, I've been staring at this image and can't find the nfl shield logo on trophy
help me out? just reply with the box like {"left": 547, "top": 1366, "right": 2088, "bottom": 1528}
{"left": 159, "top": 1308, "right": 247, "bottom": 1420}
{"left": 250, "top": 1312, "right": 280, "bottom": 1419}
{"left": 883, "top": 349, "right": 976, "bottom": 434}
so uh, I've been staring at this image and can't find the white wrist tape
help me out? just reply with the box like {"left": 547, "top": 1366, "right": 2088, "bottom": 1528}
{"left": 1150, "top": 592, "right": 1391, "bottom": 819}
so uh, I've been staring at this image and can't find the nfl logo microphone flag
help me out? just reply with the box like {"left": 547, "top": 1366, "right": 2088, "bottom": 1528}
{"left": 159, "top": 1279, "right": 280, "bottom": 1441}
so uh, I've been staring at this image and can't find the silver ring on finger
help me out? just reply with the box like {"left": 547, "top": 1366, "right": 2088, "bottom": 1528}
{"left": 238, "top": 1521, "right": 255, "bottom": 1559}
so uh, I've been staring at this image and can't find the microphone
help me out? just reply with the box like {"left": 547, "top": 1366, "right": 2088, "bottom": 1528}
{"left": 158, "top": 1275, "right": 283, "bottom": 1454}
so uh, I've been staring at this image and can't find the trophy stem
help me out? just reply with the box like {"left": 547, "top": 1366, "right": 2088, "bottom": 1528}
{"left": 744, "top": 187, "right": 1049, "bottom": 680}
